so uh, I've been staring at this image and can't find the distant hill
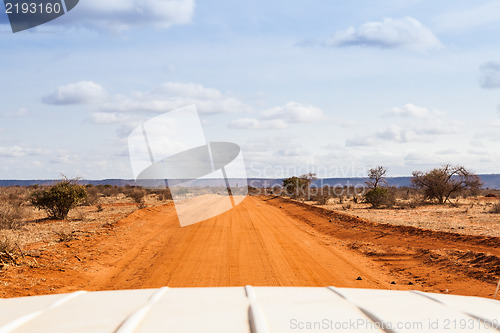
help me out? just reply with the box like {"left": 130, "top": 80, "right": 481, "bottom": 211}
{"left": 1, "top": 174, "right": 500, "bottom": 189}
{"left": 0, "top": 179, "right": 136, "bottom": 187}
{"left": 476, "top": 174, "right": 500, "bottom": 189}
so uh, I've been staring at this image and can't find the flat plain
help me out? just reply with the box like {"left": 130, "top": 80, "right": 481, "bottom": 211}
{"left": 1, "top": 193, "right": 499, "bottom": 299}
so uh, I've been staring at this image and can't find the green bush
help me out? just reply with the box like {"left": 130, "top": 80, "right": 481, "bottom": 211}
{"left": 364, "top": 187, "right": 394, "bottom": 208}
{"left": 30, "top": 178, "right": 87, "bottom": 220}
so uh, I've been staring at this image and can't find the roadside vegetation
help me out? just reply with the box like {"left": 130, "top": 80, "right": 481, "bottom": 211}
{"left": 277, "top": 164, "right": 487, "bottom": 209}
{"left": 265, "top": 164, "right": 500, "bottom": 237}
{"left": 0, "top": 179, "right": 173, "bottom": 271}
{"left": 411, "top": 165, "right": 482, "bottom": 204}
{"left": 30, "top": 178, "right": 87, "bottom": 220}
{"left": 2, "top": 167, "right": 499, "bottom": 270}
{"left": 363, "top": 166, "right": 394, "bottom": 208}
{"left": 271, "top": 164, "right": 499, "bottom": 237}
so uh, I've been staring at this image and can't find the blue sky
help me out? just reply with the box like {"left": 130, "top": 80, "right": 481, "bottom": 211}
{"left": 0, "top": 0, "right": 499, "bottom": 179}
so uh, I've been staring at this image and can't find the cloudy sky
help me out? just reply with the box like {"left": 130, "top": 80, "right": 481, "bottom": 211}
{"left": 0, "top": 0, "right": 499, "bottom": 179}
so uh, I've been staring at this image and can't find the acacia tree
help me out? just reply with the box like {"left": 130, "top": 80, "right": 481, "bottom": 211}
{"left": 282, "top": 173, "right": 317, "bottom": 198}
{"left": 365, "top": 166, "right": 387, "bottom": 189}
{"left": 300, "top": 172, "right": 317, "bottom": 188}
{"left": 364, "top": 166, "right": 392, "bottom": 208}
{"left": 282, "top": 176, "right": 306, "bottom": 196}
{"left": 411, "top": 164, "right": 482, "bottom": 204}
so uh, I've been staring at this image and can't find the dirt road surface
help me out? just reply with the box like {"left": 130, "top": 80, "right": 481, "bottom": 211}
{"left": 1, "top": 196, "right": 499, "bottom": 298}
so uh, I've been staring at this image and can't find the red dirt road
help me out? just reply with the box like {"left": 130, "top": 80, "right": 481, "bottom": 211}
{"left": 1, "top": 196, "right": 499, "bottom": 298}
{"left": 78, "top": 196, "right": 402, "bottom": 291}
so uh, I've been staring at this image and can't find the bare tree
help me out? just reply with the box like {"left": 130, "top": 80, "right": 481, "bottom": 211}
{"left": 300, "top": 172, "right": 317, "bottom": 188}
{"left": 365, "top": 166, "right": 387, "bottom": 189}
{"left": 411, "top": 164, "right": 482, "bottom": 204}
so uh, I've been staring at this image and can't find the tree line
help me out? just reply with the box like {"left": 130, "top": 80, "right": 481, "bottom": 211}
{"left": 280, "top": 164, "right": 483, "bottom": 208}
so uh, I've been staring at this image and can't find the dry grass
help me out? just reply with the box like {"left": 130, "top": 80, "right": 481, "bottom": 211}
{"left": 307, "top": 196, "right": 500, "bottom": 238}
{"left": 53, "top": 230, "right": 77, "bottom": 242}
{"left": 0, "top": 236, "right": 14, "bottom": 254}
{"left": 0, "top": 205, "right": 26, "bottom": 230}
{"left": 490, "top": 203, "right": 500, "bottom": 214}
{"left": 0, "top": 236, "right": 18, "bottom": 267}
{"left": 0, "top": 186, "right": 172, "bottom": 258}
{"left": 0, "top": 185, "right": 174, "bottom": 274}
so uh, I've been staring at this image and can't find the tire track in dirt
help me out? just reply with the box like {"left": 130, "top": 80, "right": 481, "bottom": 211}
{"left": 269, "top": 196, "right": 500, "bottom": 252}
{"left": 263, "top": 196, "right": 500, "bottom": 296}
{"left": 79, "top": 196, "right": 406, "bottom": 291}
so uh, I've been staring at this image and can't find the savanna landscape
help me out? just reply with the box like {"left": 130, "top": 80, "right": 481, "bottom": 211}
{"left": 3, "top": 1, "right": 500, "bottom": 331}
{"left": 1, "top": 165, "right": 499, "bottom": 300}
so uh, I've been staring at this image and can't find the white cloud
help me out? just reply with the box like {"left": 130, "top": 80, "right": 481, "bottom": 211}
{"left": 62, "top": 0, "right": 194, "bottom": 32}
{"left": 345, "top": 136, "right": 377, "bottom": 147}
{"left": 346, "top": 103, "right": 459, "bottom": 146}
{"left": 325, "top": 17, "right": 442, "bottom": 52}
{"left": 241, "top": 137, "right": 315, "bottom": 178}
{"left": 93, "top": 84, "right": 325, "bottom": 131}
{"left": 338, "top": 119, "right": 358, "bottom": 128}
{"left": 479, "top": 62, "right": 500, "bottom": 89}
{"left": 240, "top": 135, "right": 294, "bottom": 153}
{"left": 101, "top": 82, "right": 251, "bottom": 115}
{"left": 43, "top": 81, "right": 107, "bottom": 105}
{"left": 375, "top": 126, "right": 415, "bottom": 143}
{"left": 154, "top": 82, "right": 221, "bottom": 100}
{"left": 348, "top": 123, "right": 459, "bottom": 146}
{"left": 262, "top": 101, "right": 324, "bottom": 123}
{"left": 228, "top": 118, "right": 287, "bottom": 130}
{"left": 42, "top": 81, "right": 251, "bottom": 127}
{"left": 384, "top": 103, "right": 443, "bottom": 118}
{"left": 44, "top": 81, "right": 324, "bottom": 140}
{"left": 415, "top": 122, "right": 460, "bottom": 136}
{"left": 49, "top": 153, "right": 77, "bottom": 164}
{"left": 1, "top": 108, "right": 28, "bottom": 118}
{"left": 90, "top": 112, "right": 130, "bottom": 124}
{"left": 0, "top": 146, "right": 48, "bottom": 158}
{"left": 228, "top": 101, "right": 324, "bottom": 131}
{"left": 404, "top": 151, "right": 433, "bottom": 161}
